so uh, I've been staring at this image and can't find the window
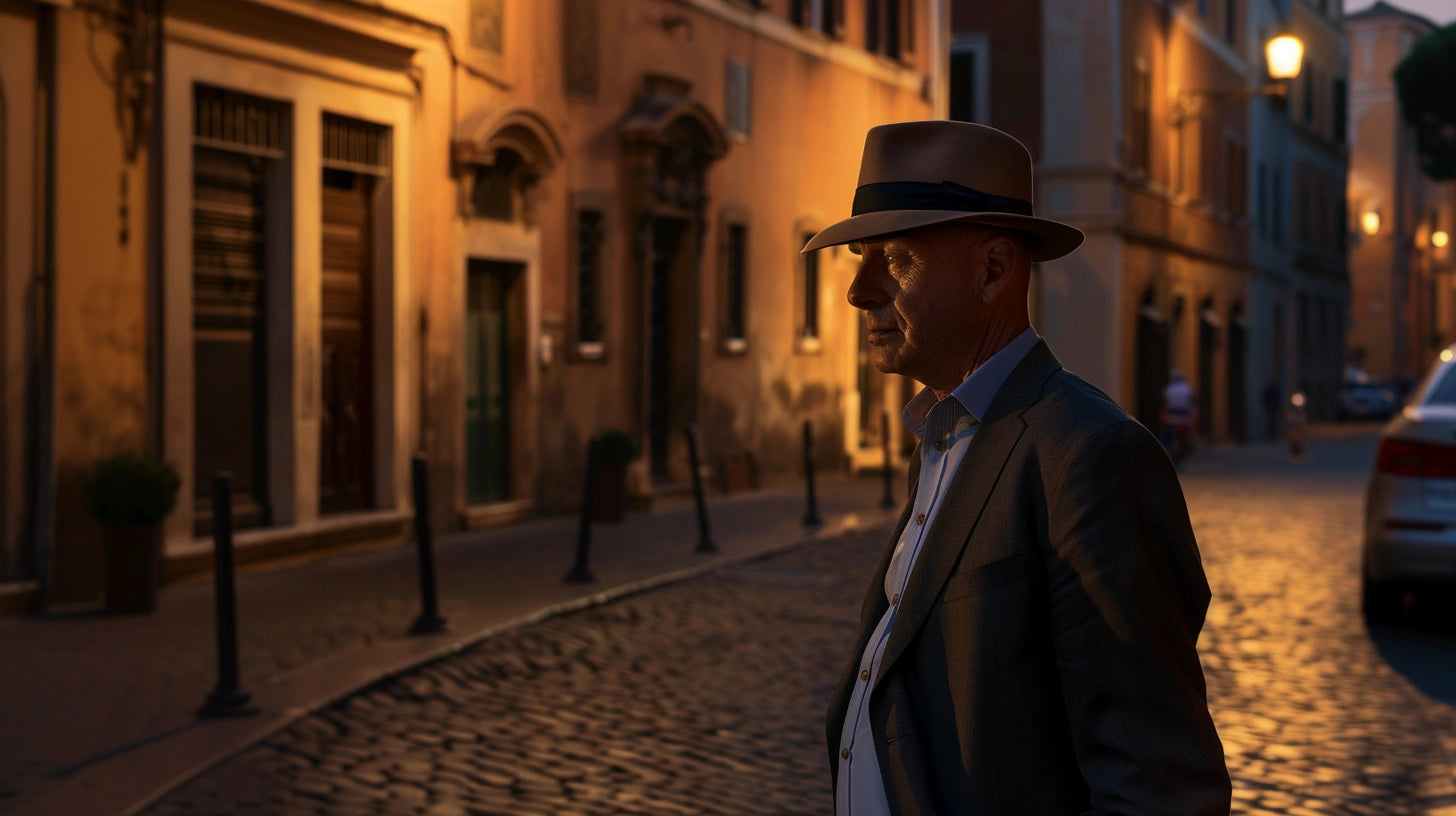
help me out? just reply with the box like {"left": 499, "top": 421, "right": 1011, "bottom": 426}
{"left": 1302, "top": 68, "right": 1315, "bottom": 126}
{"left": 563, "top": 0, "right": 599, "bottom": 98}
{"left": 1332, "top": 77, "right": 1347, "bottom": 144}
{"left": 1272, "top": 167, "right": 1283, "bottom": 245}
{"left": 798, "top": 230, "right": 821, "bottom": 349}
{"left": 726, "top": 59, "right": 751, "bottom": 139}
{"left": 471, "top": 149, "right": 525, "bottom": 221}
{"left": 1257, "top": 161, "right": 1268, "bottom": 238}
{"left": 722, "top": 219, "right": 748, "bottom": 352}
{"left": 1224, "top": 137, "right": 1246, "bottom": 217}
{"left": 950, "top": 36, "right": 990, "bottom": 124}
{"left": 1129, "top": 57, "right": 1151, "bottom": 175}
{"left": 866, "top": 0, "right": 913, "bottom": 60}
{"left": 791, "top": 0, "right": 843, "bottom": 37}
{"left": 572, "top": 205, "right": 606, "bottom": 357}
{"left": 470, "top": 0, "right": 504, "bottom": 54}
{"left": 1223, "top": 0, "right": 1237, "bottom": 45}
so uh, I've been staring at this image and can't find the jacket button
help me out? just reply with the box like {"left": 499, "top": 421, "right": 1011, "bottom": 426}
{"left": 915, "top": 513, "right": 925, "bottom": 525}
{"left": 934, "top": 440, "right": 945, "bottom": 451}
{"left": 861, "top": 669, "right": 870, "bottom": 681}
{"left": 841, "top": 748, "right": 850, "bottom": 759}
{"left": 892, "top": 592, "right": 900, "bottom": 605}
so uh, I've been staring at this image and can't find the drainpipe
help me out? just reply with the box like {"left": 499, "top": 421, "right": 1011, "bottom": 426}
{"left": 26, "top": 2, "right": 59, "bottom": 611}
{"left": 146, "top": 0, "right": 166, "bottom": 464}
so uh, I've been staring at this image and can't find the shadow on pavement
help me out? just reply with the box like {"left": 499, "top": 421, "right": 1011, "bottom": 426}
{"left": 1368, "top": 593, "right": 1456, "bottom": 707}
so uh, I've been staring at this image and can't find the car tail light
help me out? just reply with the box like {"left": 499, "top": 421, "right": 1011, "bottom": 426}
{"left": 1376, "top": 437, "right": 1456, "bottom": 478}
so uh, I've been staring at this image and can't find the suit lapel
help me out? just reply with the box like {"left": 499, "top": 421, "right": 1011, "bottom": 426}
{"left": 875, "top": 341, "right": 1062, "bottom": 683}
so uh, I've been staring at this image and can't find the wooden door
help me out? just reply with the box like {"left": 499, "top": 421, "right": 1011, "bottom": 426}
{"left": 319, "top": 169, "right": 374, "bottom": 514}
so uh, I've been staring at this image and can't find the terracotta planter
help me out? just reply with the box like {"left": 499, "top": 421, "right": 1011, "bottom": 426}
{"left": 593, "top": 463, "right": 627, "bottom": 523}
{"left": 103, "top": 523, "right": 162, "bottom": 614}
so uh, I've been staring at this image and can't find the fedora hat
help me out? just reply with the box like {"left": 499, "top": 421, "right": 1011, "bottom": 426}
{"left": 801, "top": 120, "right": 1084, "bottom": 262}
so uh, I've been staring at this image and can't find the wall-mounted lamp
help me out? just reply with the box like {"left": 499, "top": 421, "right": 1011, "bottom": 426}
{"left": 1434, "top": 230, "right": 1450, "bottom": 249}
{"left": 1265, "top": 35, "right": 1305, "bottom": 81}
{"left": 1361, "top": 211, "right": 1382, "bottom": 235}
{"left": 1171, "top": 34, "right": 1304, "bottom": 126}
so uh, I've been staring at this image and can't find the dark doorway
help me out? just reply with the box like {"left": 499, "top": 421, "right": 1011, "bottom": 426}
{"left": 1228, "top": 309, "right": 1248, "bottom": 443}
{"left": 319, "top": 169, "right": 375, "bottom": 514}
{"left": 193, "top": 146, "right": 271, "bottom": 535}
{"left": 1199, "top": 309, "right": 1218, "bottom": 438}
{"left": 1136, "top": 305, "right": 1170, "bottom": 432}
{"left": 648, "top": 216, "right": 695, "bottom": 482}
{"left": 466, "top": 260, "right": 522, "bottom": 505}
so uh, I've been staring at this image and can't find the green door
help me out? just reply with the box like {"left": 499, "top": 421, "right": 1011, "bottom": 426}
{"left": 466, "top": 260, "right": 519, "bottom": 504}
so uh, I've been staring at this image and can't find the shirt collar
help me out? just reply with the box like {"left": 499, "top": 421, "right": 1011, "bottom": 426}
{"left": 901, "top": 327, "right": 1040, "bottom": 440}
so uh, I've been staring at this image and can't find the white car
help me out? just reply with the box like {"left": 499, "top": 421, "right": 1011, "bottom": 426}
{"left": 1363, "top": 348, "right": 1456, "bottom": 624}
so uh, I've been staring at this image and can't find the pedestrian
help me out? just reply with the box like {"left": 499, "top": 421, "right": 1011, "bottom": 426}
{"left": 1262, "top": 378, "right": 1282, "bottom": 440}
{"left": 805, "top": 121, "right": 1229, "bottom": 815}
{"left": 1161, "top": 366, "right": 1197, "bottom": 461}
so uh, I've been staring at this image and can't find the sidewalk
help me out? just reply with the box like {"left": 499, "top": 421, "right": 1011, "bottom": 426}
{"left": 0, "top": 473, "right": 902, "bottom": 816}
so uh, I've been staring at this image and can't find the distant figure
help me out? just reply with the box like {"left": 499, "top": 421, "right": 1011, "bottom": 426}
{"left": 1162, "top": 367, "right": 1197, "bottom": 460}
{"left": 1261, "top": 379, "right": 1282, "bottom": 441}
{"left": 809, "top": 121, "right": 1229, "bottom": 816}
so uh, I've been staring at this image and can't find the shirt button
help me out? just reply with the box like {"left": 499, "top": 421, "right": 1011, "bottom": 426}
{"left": 934, "top": 441, "right": 945, "bottom": 451}
{"left": 916, "top": 513, "right": 926, "bottom": 525}
{"left": 861, "top": 669, "right": 870, "bottom": 681}
{"left": 841, "top": 748, "right": 850, "bottom": 759}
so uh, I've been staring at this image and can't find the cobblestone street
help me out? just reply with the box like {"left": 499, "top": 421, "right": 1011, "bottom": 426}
{"left": 143, "top": 429, "right": 1456, "bottom": 815}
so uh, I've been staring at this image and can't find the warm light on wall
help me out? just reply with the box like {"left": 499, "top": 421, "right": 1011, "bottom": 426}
{"left": 1361, "top": 211, "right": 1381, "bottom": 235}
{"left": 1434, "top": 230, "right": 1450, "bottom": 249}
{"left": 1266, "top": 35, "right": 1305, "bottom": 80}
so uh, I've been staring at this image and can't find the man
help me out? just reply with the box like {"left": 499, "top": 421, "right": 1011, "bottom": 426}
{"left": 1161, "top": 367, "right": 1197, "bottom": 460}
{"left": 805, "top": 121, "right": 1229, "bottom": 815}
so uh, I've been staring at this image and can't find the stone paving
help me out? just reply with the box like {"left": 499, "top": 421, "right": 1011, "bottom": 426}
{"left": 141, "top": 429, "right": 1456, "bottom": 815}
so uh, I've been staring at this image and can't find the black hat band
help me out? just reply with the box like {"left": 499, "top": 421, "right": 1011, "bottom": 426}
{"left": 851, "top": 180, "right": 1034, "bottom": 218}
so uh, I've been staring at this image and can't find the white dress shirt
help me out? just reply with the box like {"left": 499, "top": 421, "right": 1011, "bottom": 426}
{"left": 835, "top": 328, "right": 1040, "bottom": 816}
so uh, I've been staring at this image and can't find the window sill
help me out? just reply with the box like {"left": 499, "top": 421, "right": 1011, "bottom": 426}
{"left": 720, "top": 337, "right": 748, "bottom": 356}
{"left": 574, "top": 341, "right": 606, "bottom": 362}
{"left": 795, "top": 336, "right": 823, "bottom": 355}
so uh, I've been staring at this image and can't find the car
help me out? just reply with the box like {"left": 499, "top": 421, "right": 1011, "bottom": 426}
{"left": 1362, "top": 347, "right": 1456, "bottom": 624}
{"left": 1336, "top": 381, "right": 1398, "bottom": 421}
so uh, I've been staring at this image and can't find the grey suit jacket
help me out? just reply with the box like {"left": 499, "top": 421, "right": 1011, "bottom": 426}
{"left": 826, "top": 341, "right": 1230, "bottom": 815}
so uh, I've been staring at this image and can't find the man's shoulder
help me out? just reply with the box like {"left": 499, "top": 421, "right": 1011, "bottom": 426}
{"left": 1027, "top": 367, "right": 1150, "bottom": 443}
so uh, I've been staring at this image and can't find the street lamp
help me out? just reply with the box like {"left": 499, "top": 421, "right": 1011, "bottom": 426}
{"left": 1171, "top": 34, "right": 1305, "bottom": 126}
{"left": 1361, "top": 210, "right": 1382, "bottom": 236}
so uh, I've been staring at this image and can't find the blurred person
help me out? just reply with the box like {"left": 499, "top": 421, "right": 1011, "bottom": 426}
{"left": 1262, "top": 378, "right": 1282, "bottom": 440}
{"left": 805, "top": 121, "right": 1228, "bottom": 816}
{"left": 1161, "top": 367, "right": 1197, "bottom": 461}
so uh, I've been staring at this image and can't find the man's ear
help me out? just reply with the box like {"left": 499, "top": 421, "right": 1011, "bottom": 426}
{"left": 979, "top": 233, "right": 1025, "bottom": 303}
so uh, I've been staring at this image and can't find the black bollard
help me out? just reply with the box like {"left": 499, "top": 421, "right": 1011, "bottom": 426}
{"left": 199, "top": 472, "right": 257, "bottom": 718}
{"left": 566, "top": 437, "right": 599, "bottom": 583}
{"left": 880, "top": 411, "right": 896, "bottom": 510}
{"left": 803, "top": 419, "right": 823, "bottom": 527}
{"left": 685, "top": 424, "right": 717, "bottom": 553}
{"left": 408, "top": 455, "right": 448, "bottom": 635}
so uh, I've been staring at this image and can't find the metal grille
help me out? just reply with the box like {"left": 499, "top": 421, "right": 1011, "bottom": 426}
{"left": 322, "top": 114, "right": 391, "bottom": 174}
{"left": 194, "top": 84, "right": 287, "bottom": 157}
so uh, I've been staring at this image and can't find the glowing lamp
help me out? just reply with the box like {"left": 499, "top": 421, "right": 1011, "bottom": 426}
{"left": 1265, "top": 35, "right": 1304, "bottom": 80}
{"left": 1434, "top": 230, "right": 1449, "bottom": 249}
{"left": 1361, "top": 211, "right": 1381, "bottom": 236}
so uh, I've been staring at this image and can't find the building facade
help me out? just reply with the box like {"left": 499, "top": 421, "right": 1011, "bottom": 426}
{"left": 0, "top": 0, "right": 945, "bottom": 611}
{"left": 1345, "top": 1, "right": 1456, "bottom": 385}
{"left": 951, "top": 0, "right": 1349, "bottom": 438}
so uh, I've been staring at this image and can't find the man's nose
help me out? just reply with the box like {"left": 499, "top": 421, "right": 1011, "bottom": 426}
{"left": 846, "top": 264, "right": 885, "bottom": 310}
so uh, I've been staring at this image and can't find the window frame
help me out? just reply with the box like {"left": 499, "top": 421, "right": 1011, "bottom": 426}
{"left": 795, "top": 221, "right": 824, "bottom": 354}
{"left": 569, "top": 191, "right": 611, "bottom": 361}
{"left": 719, "top": 208, "right": 750, "bottom": 355}
{"left": 949, "top": 34, "right": 991, "bottom": 125}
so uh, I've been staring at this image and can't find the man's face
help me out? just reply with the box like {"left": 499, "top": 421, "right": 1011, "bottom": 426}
{"left": 845, "top": 224, "right": 986, "bottom": 391}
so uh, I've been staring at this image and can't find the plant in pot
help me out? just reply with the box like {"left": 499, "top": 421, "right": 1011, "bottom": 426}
{"left": 86, "top": 452, "right": 181, "bottom": 614}
{"left": 592, "top": 429, "right": 640, "bottom": 523}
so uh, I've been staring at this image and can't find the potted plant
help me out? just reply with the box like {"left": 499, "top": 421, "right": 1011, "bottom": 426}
{"left": 592, "top": 429, "right": 640, "bottom": 522}
{"left": 86, "top": 452, "right": 181, "bottom": 614}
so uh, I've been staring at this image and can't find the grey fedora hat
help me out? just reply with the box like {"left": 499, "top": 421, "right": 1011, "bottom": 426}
{"left": 801, "top": 120, "right": 1084, "bottom": 262}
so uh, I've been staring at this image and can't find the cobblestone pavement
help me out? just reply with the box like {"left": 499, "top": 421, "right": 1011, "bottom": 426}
{"left": 144, "top": 429, "right": 1456, "bottom": 815}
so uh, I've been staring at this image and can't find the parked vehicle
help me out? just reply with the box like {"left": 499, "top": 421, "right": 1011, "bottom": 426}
{"left": 1362, "top": 347, "right": 1456, "bottom": 623}
{"left": 1336, "top": 381, "right": 1398, "bottom": 421}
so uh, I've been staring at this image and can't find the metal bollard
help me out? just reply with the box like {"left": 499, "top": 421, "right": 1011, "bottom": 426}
{"left": 880, "top": 412, "right": 896, "bottom": 509}
{"left": 566, "top": 437, "right": 599, "bottom": 583}
{"left": 408, "top": 455, "right": 448, "bottom": 635}
{"left": 685, "top": 424, "right": 717, "bottom": 553}
{"left": 199, "top": 472, "right": 257, "bottom": 718}
{"left": 803, "top": 419, "right": 823, "bottom": 527}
